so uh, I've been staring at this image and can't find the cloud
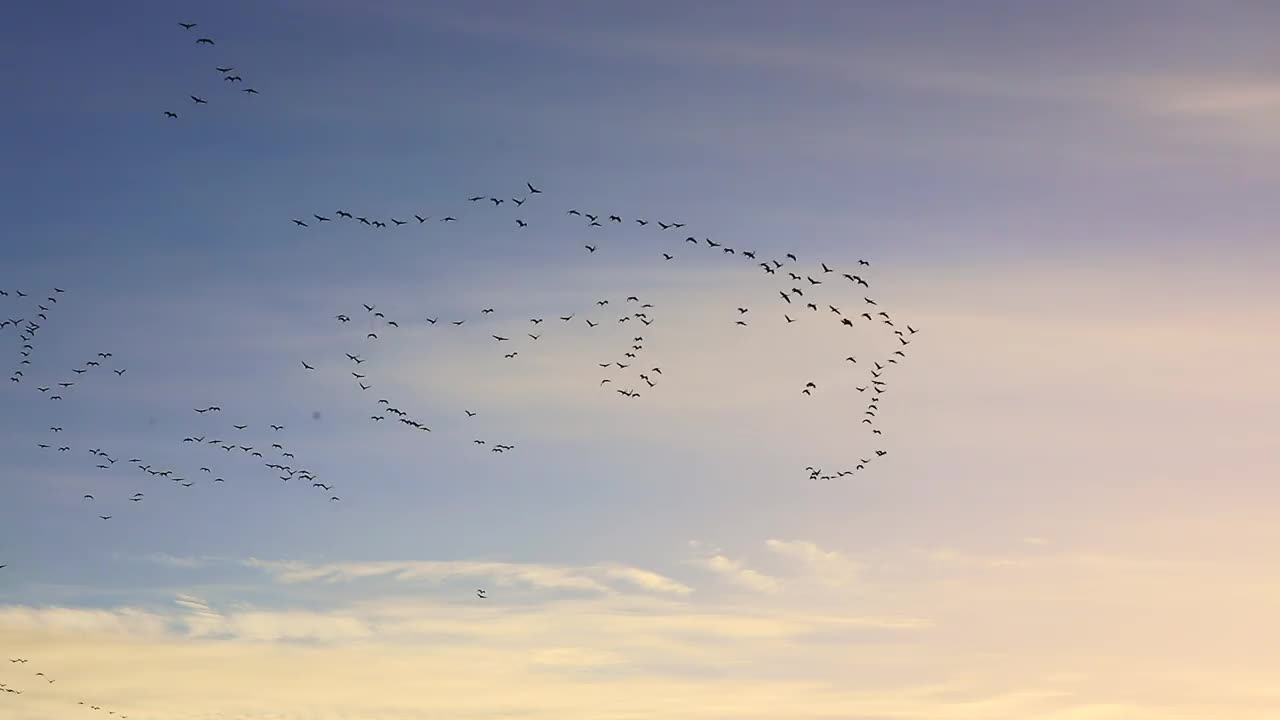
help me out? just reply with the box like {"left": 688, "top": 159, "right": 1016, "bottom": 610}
{"left": 693, "top": 552, "right": 780, "bottom": 594}
{"left": 145, "top": 553, "right": 212, "bottom": 569}
{"left": 9, "top": 539, "right": 1280, "bottom": 720}
{"left": 243, "top": 557, "right": 691, "bottom": 596}
{"left": 765, "top": 539, "right": 860, "bottom": 587}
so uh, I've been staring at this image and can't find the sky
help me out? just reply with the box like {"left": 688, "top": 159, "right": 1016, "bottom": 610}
{"left": 2, "top": 1, "right": 1280, "bottom": 718}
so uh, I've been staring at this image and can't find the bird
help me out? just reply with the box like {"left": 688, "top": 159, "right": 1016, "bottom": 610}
{"left": 191, "top": 95, "right": 208, "bottom": 104}
{"left": 163, "top": 111, "right": 178, "bottom": 119}
{"left": 301, "top": 361, "right": 315, "bottom": 370}
{"left": 179, "top": 22, "right": 198, "bottom": 29}
{"left": 195, "top": 37, "right": 215, "bottom": 45}
{"left": 527, "top": 183, "right": 542, "bottom": 194}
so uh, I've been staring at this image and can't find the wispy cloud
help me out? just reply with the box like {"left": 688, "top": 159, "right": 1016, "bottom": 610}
{"left": 145, "top": 553, "right": 214, "bottom": 569}
{"left": 765, "top": 538, "right": 861, "bottom": 587}
{"left": 690, "top": 549, "right": 781, "bottom": 594}
{"left": 243, "top": 556, "right": 691, "bottom": 596}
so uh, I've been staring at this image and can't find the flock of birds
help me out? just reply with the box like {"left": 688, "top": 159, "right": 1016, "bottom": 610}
{"left": 4, "top": 658, "right": 131, "bottom": 717}
{"left": 0, "top": 202, "right": 916, "bottom": 720}
{"left": 1, "top": 15, "right": 923, "bottom": 720}
{"left": 289, "top": 180, "right": 913, "bottom": 479}
{"left": 162, "top": 21, "right": 260, "bottom": 120}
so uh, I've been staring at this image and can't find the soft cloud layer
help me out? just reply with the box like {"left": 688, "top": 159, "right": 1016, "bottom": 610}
{"left": 5, "top": 540, "right": 1280, "bottom": 719}
{"left": 243, "top": 556, "right": 692, "bottom": 596}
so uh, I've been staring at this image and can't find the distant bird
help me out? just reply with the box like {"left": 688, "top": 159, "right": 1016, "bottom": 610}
{"left": 179, "top": 22, "right": 198, "bottom": 29}
{"left": 526, "top": 183, "right": 542, "bottom": 194}
{"left": 164, "top": 111, "right": 178, "bottom": 119}
{"left": 195, "top": 37, "right": 215, "bottom": 45}
{"left": 292, "top": 219, "right": 308, "bottom": 227}
{"left": 191, "top": 95, "right": 208, "bottom": 104}
{"left": 477, "top": 588, "right": 487, "bottom": 598}
{"left": 301, "top": 361, "right": 314, "bottom": 370}
{"left": 216, "top": 66, "right": 234, "bottom": 73}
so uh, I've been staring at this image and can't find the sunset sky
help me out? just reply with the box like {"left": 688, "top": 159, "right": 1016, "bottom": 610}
{"left": 3, "top": 1, "right": 1280, "bottom": 719}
